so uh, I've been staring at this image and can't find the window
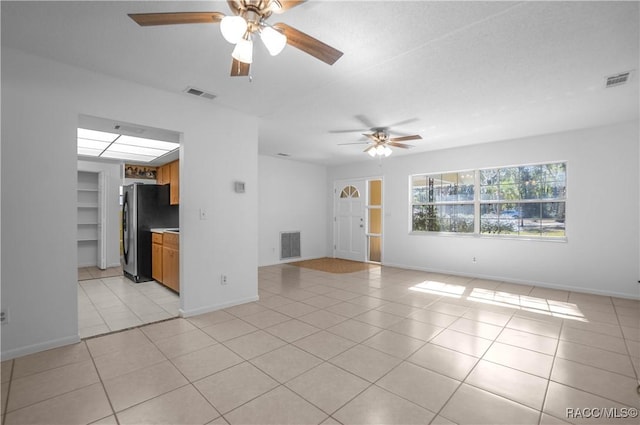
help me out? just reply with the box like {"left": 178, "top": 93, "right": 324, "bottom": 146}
{"left": 340, "top": 185, "right": 360, "bottom": 198}
{"left": 480, "top": 163, "right": 566, "bottom": 238}
{"left": 411, "top": 171, "right": 475, "bottom": 233}
{"left": 411, "top": 162, "right": 566, "bottom": 239}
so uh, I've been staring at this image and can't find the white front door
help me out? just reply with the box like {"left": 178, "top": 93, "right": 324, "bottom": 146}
{"left": 334, "top": 180, "right": 366, "bottom": 262}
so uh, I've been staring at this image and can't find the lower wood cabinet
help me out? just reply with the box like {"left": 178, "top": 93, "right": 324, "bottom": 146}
{"left": 162, "top": 232, "right": 179, "bottom": 293}
{"left": 151, "top": 232, "right": 163, "bottom": 282}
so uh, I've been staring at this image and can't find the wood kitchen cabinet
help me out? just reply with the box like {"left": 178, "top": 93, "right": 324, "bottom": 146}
{"left": 156, "top": 160, "right": 179, "bottom": 205}
{"left": 151, "top": 232, "right": 163, "bottom": 282}
{"left": 162, "top": 232, "right": 179, "bottom": 292}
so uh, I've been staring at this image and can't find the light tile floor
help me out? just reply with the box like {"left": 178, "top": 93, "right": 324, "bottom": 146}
{"left": 78, "top": 266, "right": 180, "bottom": 338}
{"left": 2, "top": 264, "right": 639, "bottom": 424}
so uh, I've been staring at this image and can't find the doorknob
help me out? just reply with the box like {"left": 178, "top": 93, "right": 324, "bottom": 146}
{"left": 359, "top": 224, "right": 364, "bottom": 228}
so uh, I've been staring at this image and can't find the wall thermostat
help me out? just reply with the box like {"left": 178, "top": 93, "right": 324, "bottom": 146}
{"left": 234, "top": 181, "right": 245, "bottom": 193}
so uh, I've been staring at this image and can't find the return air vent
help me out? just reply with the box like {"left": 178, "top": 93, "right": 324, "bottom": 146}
{"left": 605, "top": 71, "right": 631, "bottom": 88}
{"left": 281, "top": 231, "right": 301, "bottom": 260}
{"left": 183, "top": 86, "right": 217, "bottom": 100}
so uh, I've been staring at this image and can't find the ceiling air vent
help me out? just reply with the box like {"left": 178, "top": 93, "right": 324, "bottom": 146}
{"left": 605, "top": 71, "right": 631, "bottom": 88}
{"left": 183, "top": 86, "right": 217, "bottom": 100}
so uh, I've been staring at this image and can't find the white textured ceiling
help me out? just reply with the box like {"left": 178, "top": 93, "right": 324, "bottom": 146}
{"left": 2, "top": 1, "right": 638, "bottom": 165}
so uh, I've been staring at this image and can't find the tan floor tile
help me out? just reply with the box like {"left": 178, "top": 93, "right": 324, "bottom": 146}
{"left": 348, "top": 295, "right": 388, "bottom": 309}
{"left": 194, "top": 362, "right": 278, "bottom": 414}
{"left": 550, "top": 358, "right": 639, "bottom": 407}
{"left": 271, "top": 301, "right": 319, "bottom": 318}
{"left": 618, "top": 314, "right": 640, "bottom": 329}
{"left": 334, "top": 385, "right": 435, "bottom": 425}
{"left": 223, "top": 330, "right": 287, "bottom": 360}
{"left": 539, "top": 413, "right": 572, "bottom": 424}
{"left": 466, "top": 360, "right": 548, "bottom": 410}
{"left": 497, "top": 328, "right": 558, "bottom": 355}
{"left": 506, "top": 316, "right": 561, "bottom": 338}
{"left": 579, "top": 307, "right": 620, "bottom": 325}
{"left": 264, "top": 319, "right": 320, "bottom": 342}
{"left": 377, "top": 361, "right": 460, "bottom": 412}
{"left": 224, "top": 302, "right": 268, "bottom": 317}
{"left": 7, "top": 359, "right": 99, "bottom": 411}
{"left": 462, "top": 308, "right": 513, "bottom": 326}
{"left": 185, "top": 310, "right": 237, "bottom": 329}
{"left": 428, "top": 301, "right": 471, "bottom": 317}
{"left": 559, "top": 326, "right": 627, "bottom": 354}
{"left": 4, "top": 382, "right": 111, "bottom": 425}
{"left": 353, "top": 309, "right": 405, "bottom": 329}
{"left": 544, "top": 381, "right": 638, "bottom": 424}
{"left": 117, "top": 384, "right": 219, "bottom": 425}
{"left": 80, "top": 324, "right": 112, "bottom": 339}
{"left": 375, "top": 302, "right": 421, "bottom": 317}
{"left": 326, "top": 319, "right": 383, "bottom": 343}
{"left": 302, "top": 295, "right": 343, "bottom": 309}
{"left": 154, "top": 328, "right": 217, "bottom": 359}
{"left": 325, "top": 301, "right": 372, "bottom": 318}
{"left": 496, "top": 282, "right": 534, "bottom": 295}
{"left": 563, "top": 318, "right": 624, "bottom": 338}
{"left": 483, "top": 342, "right": 553, "bottom": 378}
{"left": 286, "top": 362, "right": 369, "bottom": 414}
{"left": 621, "top": 325, "right": 640, "bottom": 342}
{"left": 251, "top": 344, "right": 322, "bottom": 383}
{"left": 409, "top": 309, "right": 459, "bottom": 327}
{"left": 298, "top": 309, "right": 349, "bottom": 329}
{"left": 556, "top": 340, "right": 636, "bottom": 378}
{"left": 449, "top": 317, "right": 503, "bottom": 340}
{"left": 387, "top": 318, "right": 444, "bottom": 342}
{"left": 90, "top": 415, "right": 119, "bottom": 424}
{"left": 86, "top": 328, "right": 152, "bottom": 358}
{"left": 141, "top": 318, "right": 197, "bottom": 342}
{"left": 362, "top": 329, "right": 425, "bottom": 359}
{"left": 1, "top": 360, "right": 13, "bottom": 383}
{"left": 256, "top": 294, "right": 295, "bottom": 309}
{"left": 280, "top": 288, "right": 318, "bottom": 301}
{"left": 441, "top": 383, "right": 539, "bottom": 425}
{"left": 103, "top": 360, "right": 188, "bottom": 412}
{"left": 171, "top": 344, "right": 243, "bottom": 382}
{"left": 293, "top": 330, "right": 357, "bottom": 360}
{"left": 202, "top": 318, "right": 258, "bottom": 342}
{"left": 324, "top": 289, "right": 360, "bottom": 301}
{"left": 224, "top": 386, "right": 327, "bottom": 425}
{"left": 241, "top": 309, "right": 291, "bottom": 329}
{"left": 329, "top": 344, "right": 401, "bottom": 383}
{"left": 320, "top": 416, "right": 342, "bottom": 425}
{"left": 2, "top": 382, "right": 9, "bottom": 416}
{"left": 93, "top": 342, "right": 166, "bottom": 381}
{"left": 408, "top": 343, "right": 479, "bottom": 381}
{"left": 430, "top": 329, "right": 492, "bottom": 357}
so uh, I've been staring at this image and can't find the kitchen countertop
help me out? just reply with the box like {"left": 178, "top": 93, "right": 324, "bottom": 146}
{"left": 150, "top": 228, "right": 179, "bottom": 234}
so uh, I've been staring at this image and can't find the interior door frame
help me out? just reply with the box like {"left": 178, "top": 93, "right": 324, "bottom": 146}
{"left": 332, "top": 178, "right": 367, "bottom": 262}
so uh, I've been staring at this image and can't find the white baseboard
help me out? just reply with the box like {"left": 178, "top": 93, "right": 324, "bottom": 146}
{"left": 1, "top": 334, "right": 81, "bottom": 361}
{"left": 179, "top": 295, "right": 260, "bottom": 318}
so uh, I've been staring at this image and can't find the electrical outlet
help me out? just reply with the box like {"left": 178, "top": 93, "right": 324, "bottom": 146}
{"left": 220, "top": 275, "right": 228, "bottom": 285}
{"left": 1, "top": 308, "right": 8, "bottom": 325}
{"left": 199, "top": 208, "right": 208, "bottom": 220}
{"left": 472, "top": 257, "right": 477, "bottom": 263}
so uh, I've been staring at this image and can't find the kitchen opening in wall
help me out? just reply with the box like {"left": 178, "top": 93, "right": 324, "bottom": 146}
{"left": 410, "top": 162, "right": 567, "bottom": 240}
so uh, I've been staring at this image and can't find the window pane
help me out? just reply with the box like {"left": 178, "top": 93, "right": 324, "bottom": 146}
{"left": 369, "top": 208, "right": 382, "bottom": 234}
{"left": 412, "top": 205, "right": 427, "bottom": 231}
{"left": 369, "top": 180, "right": 382, "bottom": 206}
{"left": 411, "top": 175, "right": 427, "bottom": 204}
{"left": 480, "top": 204, "right": 517, "bottom": 235}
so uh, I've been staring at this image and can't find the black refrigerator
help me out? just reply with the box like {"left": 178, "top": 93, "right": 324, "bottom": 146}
{"left": 121, "top": 183, "right": 178, "bottom": 282}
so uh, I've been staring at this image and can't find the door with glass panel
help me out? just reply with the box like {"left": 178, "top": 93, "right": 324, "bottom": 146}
{"left": 334, "top": 180, "right": 366, "bottom": 262}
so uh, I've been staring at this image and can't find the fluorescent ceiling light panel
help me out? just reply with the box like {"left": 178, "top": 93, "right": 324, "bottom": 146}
{"left": 116, "top": 135, "right": 179, "bottom": 151}
{"left": 100, "top": 151, "right": 158, "bottom": 162}
{"left": 77, "top": 128, "right": 179, "bottom": 163}
{"left": 77, "top": 128, "right": 119, "bottom": 142}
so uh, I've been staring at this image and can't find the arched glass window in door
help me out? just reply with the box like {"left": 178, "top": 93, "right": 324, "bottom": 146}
{"left": 340, "top": 185, "right": 360, "bottom": 198}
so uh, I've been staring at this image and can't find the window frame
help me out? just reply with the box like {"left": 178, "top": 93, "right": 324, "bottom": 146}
{"left": 409, "top": 161, "right": 567, "bottom": 241}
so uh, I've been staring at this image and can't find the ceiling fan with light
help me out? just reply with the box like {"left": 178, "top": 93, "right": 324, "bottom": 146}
{"left": 128, "top": 0, "right": 343, "bottom": 77}
{"left": 334, "top": 116, "right": 423, "bottom": 157}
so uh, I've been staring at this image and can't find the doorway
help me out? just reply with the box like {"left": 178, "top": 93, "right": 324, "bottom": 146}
{"left": 333, "top": 178, "right": 383, "bottom": 263}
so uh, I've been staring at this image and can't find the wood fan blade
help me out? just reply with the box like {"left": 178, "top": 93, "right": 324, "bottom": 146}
{"left": 128, "top": 12, "right": 225, "bottom": 26}
{"left": 387, "top": 142, "right": 415, "bottom": 149}
{"left": 363, "top": 133, "right": 379, "bottom": 142}
{"left": 389, "top": 134, "right": 422, "bottom": 142}
{"left": 230, "top": 58, "right": 250, "bottom": 77}
{"left": 273, "top": 23, "right": 343, "bottom": 65}
{"left": 272, "top": 0, "right": 306, "bottom": 13}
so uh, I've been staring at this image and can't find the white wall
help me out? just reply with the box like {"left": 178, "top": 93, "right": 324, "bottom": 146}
{"left": 1, "top": 48, "right": 259, "bottom": 359}
{"left": 328, "top": 121, "right": 640, "bottom": 299}
{"left": 258, "top": 155, "right": 327, "bottom": 266}
{"left": 78, "top": 159, "right": 122, "bottom": 268}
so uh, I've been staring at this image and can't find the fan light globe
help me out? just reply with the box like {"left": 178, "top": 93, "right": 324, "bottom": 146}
{"left": 368, "top": 148, "right": 377, "bottom": 157}
{"left": 383, "top": 146, "right": 393, "bottom": 157}
{"left": 376, "top": 145, "right": 385, "bottom": 155}
{"left": 261, "top": 26, "right": 287, "bottom": 56}
{"left": 232, "top": 37, "right": 253, "bottom": 64}
{"left": 220, "top": 15, "right": 247, "bottom": 44}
